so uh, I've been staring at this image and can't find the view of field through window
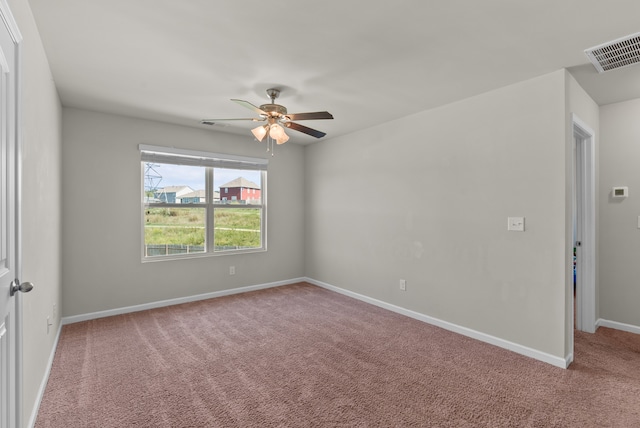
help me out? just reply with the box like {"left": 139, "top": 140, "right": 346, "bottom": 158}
{"left": 143, "top": 162, "right": 263, "bottom": 257}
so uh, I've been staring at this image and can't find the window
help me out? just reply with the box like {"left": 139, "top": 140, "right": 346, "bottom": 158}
{"left": 140, "top": 145, "right": 267, "bottom": 260}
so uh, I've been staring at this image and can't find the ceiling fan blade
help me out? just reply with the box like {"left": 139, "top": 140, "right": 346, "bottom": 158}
{"left": 201, "top": 118, "right": 265, "bottom": 125}
{"left": 231, "top": 99, "right": 268, "bottom": 116}
{"left": 285, "top": 111, "right": 334, "bottom": 121}
{"left": 285, "top": 121, "right": 327, "bottom": 138}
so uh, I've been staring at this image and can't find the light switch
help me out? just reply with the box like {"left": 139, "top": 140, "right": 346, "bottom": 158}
{"left": 508, "top": 217, "right": 525, "bottom": 232}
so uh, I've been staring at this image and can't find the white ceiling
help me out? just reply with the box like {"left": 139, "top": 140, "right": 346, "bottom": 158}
{"left": 28, "top": 0, "right": 640, "bottom": 144}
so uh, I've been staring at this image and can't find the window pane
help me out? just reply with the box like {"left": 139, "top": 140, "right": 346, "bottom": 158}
{"left": 143, "top": 162, "right": 205, "bottom": 204}
{"left": 214, "top": 208, "right": 261, "bottom": 251}
{"left": 214, "top": 168, "right": 261, "bottom": 205}
{"left": 144, "top": 207, "right": 205, "bottom": 257}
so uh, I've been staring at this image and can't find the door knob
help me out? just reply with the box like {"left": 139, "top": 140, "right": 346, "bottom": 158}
{"left": 10, "top": 279, "right": 34, "bottom": 296}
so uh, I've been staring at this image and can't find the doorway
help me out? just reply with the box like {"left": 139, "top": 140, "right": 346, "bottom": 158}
{"left": 572, "top": 114, "right": 596, "bottom": 335}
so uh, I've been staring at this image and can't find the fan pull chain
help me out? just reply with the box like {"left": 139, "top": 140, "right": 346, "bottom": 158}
{"left": 267, "top": 136, "right": 274, "bottom": 156}
{"left": 266, "top": 136, "right": 275, "bottom": 156}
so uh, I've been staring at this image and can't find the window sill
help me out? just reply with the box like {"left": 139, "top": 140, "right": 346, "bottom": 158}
{"left": 141, "top": 247, "right": 267, "bottom": 263}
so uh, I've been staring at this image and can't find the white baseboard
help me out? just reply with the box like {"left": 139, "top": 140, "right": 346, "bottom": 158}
{"left": 27, "top": 323, "right": 62, "bottom": 428}
{"left": 62, "top": 277, "right": 306, "bottom": 325}
{"left": 305, "top": 277, "right": 570, "bottom": 369}
{"left": 565, "top": 352, "right": 574, "bottom": 366}
{"left": 597, "top": 318, "right": 640, "bottom": 335}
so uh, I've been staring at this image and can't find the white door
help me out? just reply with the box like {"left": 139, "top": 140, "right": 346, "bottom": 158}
{"left": 0, "top": 4, "right": 23, "bottom": 427}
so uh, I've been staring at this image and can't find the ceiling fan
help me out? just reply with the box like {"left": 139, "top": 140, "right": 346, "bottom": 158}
{"left": 201, "top": 88, "right": 333, "bottom": 146}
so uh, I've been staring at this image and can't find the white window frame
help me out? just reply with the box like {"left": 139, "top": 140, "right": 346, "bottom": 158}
{"left": 140, "top": 144, "right": 267, "bottom": 261}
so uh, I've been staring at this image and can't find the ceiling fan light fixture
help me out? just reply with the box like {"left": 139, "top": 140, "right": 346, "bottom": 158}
{"left": 251, "top": 125, "right": 268, "bottom": 142}
{"left": 202, "top": 88, "right": 333, "bottom": 152}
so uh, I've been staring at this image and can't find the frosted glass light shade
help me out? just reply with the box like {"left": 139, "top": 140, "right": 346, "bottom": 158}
{"left": 275, "top": 133, "right": 289, "bottom": 145}
{"left": 269, "top": 123, "right": 286, "bottom": 140}
{"left": 251, "top": 125, "right": 268, "bottom": 142}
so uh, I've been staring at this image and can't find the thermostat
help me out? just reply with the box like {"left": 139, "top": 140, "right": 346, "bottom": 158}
{"left": 612, "top": 187, "right": 628, "bottom": 198}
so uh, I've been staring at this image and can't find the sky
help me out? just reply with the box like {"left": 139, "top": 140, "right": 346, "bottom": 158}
{"left": 143, "top": 163, "right": 261, "bottom": 193}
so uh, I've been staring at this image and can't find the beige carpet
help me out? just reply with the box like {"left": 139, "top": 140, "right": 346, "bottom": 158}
{"left": 36, "top": 282, "right": 640, "bottom": 427}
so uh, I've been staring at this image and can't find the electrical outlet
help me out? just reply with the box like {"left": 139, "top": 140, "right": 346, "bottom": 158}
{"left": 399, "top": 279, "right": 407, "bottom": 291}
{"left": 507, "top": 217, "right": 525, "bottom": 232}
{"left": 46, "top": 316, "right": 52, "bottom": 334}
{"left": 229, "top": 266, "right": 235, "bottom": 275}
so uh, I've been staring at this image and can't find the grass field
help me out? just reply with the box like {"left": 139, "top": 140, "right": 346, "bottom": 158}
{"left": 144, "top": 207, "right": 261, "bottom": 248}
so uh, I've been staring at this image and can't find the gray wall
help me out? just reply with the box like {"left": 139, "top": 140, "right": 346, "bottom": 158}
{"left": 7, "top": 0, "right": 63, "bottom": 425}
{"left": 305, "top": 71, "right": 570, "bottom": 358}
{"left": 61, "top": 108, "right": 305, "bottom": 316}
{"left": 599, "top": 98, "right": 640, "bottom": 328}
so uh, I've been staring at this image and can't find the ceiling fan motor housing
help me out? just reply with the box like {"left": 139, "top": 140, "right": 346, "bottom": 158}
{"left": 259, "top": 103, "right": 287, "bottom": 117}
